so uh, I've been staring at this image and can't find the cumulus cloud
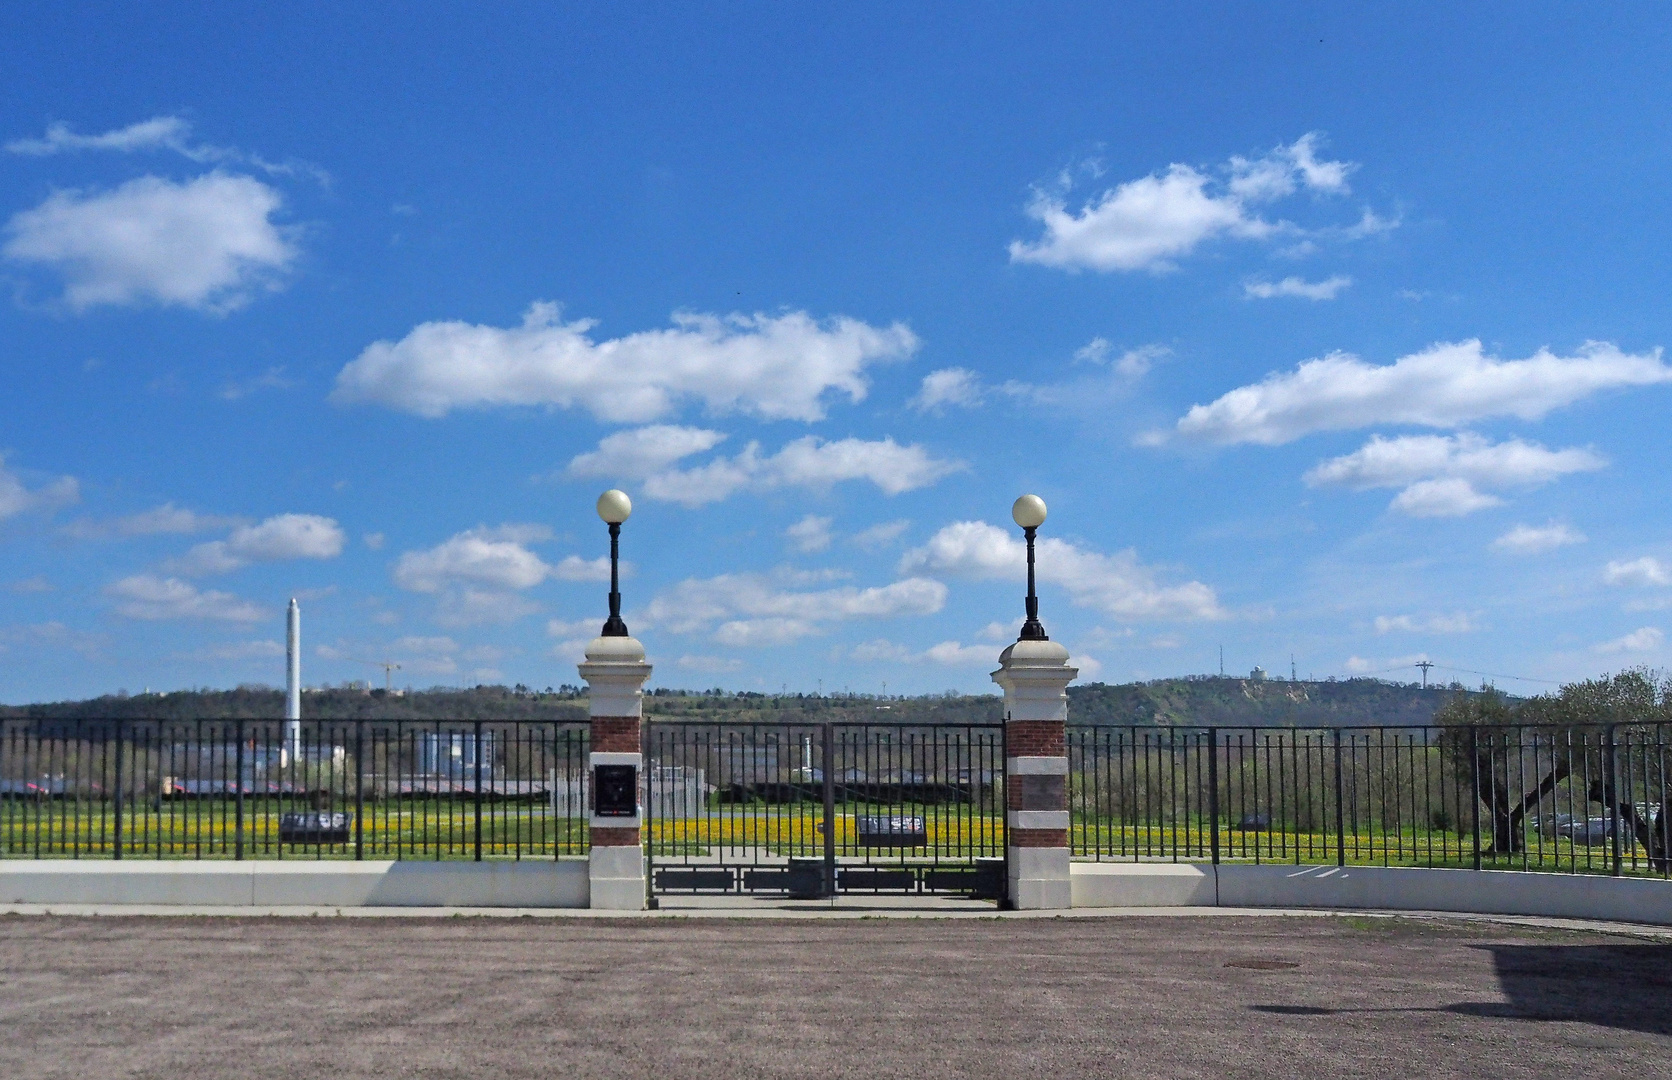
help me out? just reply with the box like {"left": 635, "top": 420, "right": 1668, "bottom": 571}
{"left": 1009, "top": 133, "right": 1367, "bottom": 273}
{"left": 169, "top": 514, "right": 345, "bottom": 575}
{"left": 566, "top": 427, "right": 961, "bottom": 508}
{"left": 0, "top": 458, "right": 79, "bottom": 521}
{"left": 1074, "top": 339, "right": 1168, "bottom": 377}
{"left": 392, "top": 527, "right": 552, "bottom": 593}
{"left": 645, "top": 572, "right": 947, "bottom": 646}
{"left": 1244, "top": 275, "right": 1351, "bottom": 300}
{"left": 1304, "top": 433, "right": 1605, "bottom": 517}
{"left": 3, "top": 172, "right": 297, "bottom": 312}
{"left": 852, "top": 519, "right": 911, "bottom": 551}
{"left": 106, "top": 574, "right": 266, "bottom": 622}
{"left": 331, "top": 304, "right": 918, "bottom": 423}
{"left": 63, "top": 502, "right": 234, "bottom": 539}
{"left": 785, "top": 515, "right": 833, "bottom": 553}
{"left": 563, "top": 425, "right": 727, "bottom": 482}
{"left": 1595, "top": 626, "right": 1664, "bottom": 654}
{"left": 899, "top": 521, "right": 1223, "bottom": 621}
{"left": 1492, "top": 522, "right": 1586, "bottom": 555}
{"left": 1374, "top": 613, "right": 1477, "bottom": 634}
{"left": 910, "top": 368, "right": 985, "bottom": 412}
{"left": 1175, "top": 340, "right": 1671, "bottom": 446}
{"left": 1604, "top": 557, "right": 1671, "bottom": 588}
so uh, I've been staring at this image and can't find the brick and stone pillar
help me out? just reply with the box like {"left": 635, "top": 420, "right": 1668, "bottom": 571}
{"left": 992, "top": 638, "right": 1077, "bottom": 909}
{"left": 579, "top": 634, "right": 652, "bottom": 910}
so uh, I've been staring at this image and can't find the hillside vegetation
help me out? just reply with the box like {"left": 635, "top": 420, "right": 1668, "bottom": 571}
{"left": 3, "top": 675, "right": 1465, "bottom": 728}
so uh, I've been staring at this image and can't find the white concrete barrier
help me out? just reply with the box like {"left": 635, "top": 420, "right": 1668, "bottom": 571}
{"left": 1068, "top": 860, "right": 1672, "bottom": 925}
{"left": 0, "top": 859, "right": 590, "bottom": 908}
{"left": 1070, "top": 861, "right": 1216, "bottom": 908}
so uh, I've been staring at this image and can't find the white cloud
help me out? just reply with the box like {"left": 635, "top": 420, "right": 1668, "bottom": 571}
{"left": 1304, "top": 433, "right": 1605, "bottom": 517}
{"left": 546, "top": 617, "right": 601, "bottom": 639}
{"left": 170, "top": 514, "right": 345, "bottom": 575}
{"left": 1492, "top": 522, "right": 1586, "bottom": 555}
{"left": 900, "top": 520, "right": 1223, "bottom": 621}
{"left": 852, "top": 519, "right": 911, "bottom": 551}
{"left": 1595, "top": 626, "right": 1664, "bottom": 654}
{"left": 1244, "top": 275, "right": 1351, "bottom": 301}
{"left": 6, "top": 576, "right": 54, "bottom": 594}
{"left": 850, "top": 638, "right": 995, "bottom": 666}
{"left": 1604, "top": 557, "right": 1671, "bottom": 588}
{"left": 393, "top": 528, "right": 551, "bottom": 593}
{"left": 1175, "top": 340, "right": 1671, "bottom": 446}
{"left": 200, "top": 639, "right": 285, "bottom": 661}
{"left": 5, "top": 116, "right": 326, "bottom": 182}
{"left": 0, "top": 458, "right": 79, "bottom": 521}
{"left": 3, "top": 172, "right": 297, "bottom": 312}
{"left": 568, "top": 427, "right": 962, "bottom": 508}
{"left": 106, "top": 574, "right": 266, "bottom": 622}
{"left": 910, "top": 368, "right": 984, "bottom": 412}
{"left": 677, "top": 654, "right": 744, "bottom": 672}
{"left": 1009, "top": 133, "right": 1362, "bottom": 273}
{"left": 646, "top": 572, "right": 947, "bottom": 646}
{"left": 564, "top": 425, "right": 728, "bottom": 482}
{"left": 64, "top": 502, "right": 233, "bottom": 539}
{"left": 1388, "top": 479, "right": 1503, "bottom": 518}
{"left": 363, "top": 532, "right": 385, "bottom": 551}
{"left": 219, "top": 366, "right": 295, "bottom": 400}
{"left": 1344, "top": 652, "right": 1429, "bottom": 674}
{"left": 331, "top": 304, "right": 918, "bottom": 423}
{"left": 550, "top": 555, "right": 611, "bottom": 582}
{"left": 1374, "top": 613, "right": 1477, "bottom": 634}
{"left": 978, "top": 620, "right": 1020, "bottom": 642}
{"left": 435, "top": 589, "right": 541, "bottom": 627}
{"left": 785, "top": 515, "right": 833, "bottom": 553}
{"left": 1075, "top": 339, "right": 1168, "bottom": 378}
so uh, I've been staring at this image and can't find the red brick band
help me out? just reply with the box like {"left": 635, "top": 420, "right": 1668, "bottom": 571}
{"left": 1004, "top": 720, "right": 1064, "bottom": 757}
{"left": 590, "top": 716, "right": 641, "bottom": 753}
{"left": 590, "top": 826, "right": 641, "bottom": 847}
{"left": 1008, "top": 827, "right": 1069, "bottom": 848}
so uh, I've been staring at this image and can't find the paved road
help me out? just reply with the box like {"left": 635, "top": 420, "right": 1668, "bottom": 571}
{"left": 1, "top": 914, "right": 1667, "bottom": 1079}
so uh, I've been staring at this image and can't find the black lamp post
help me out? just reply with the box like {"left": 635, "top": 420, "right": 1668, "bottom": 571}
{"left": 596, "top": 489, "right": 632, "bottom": 637}
{"left": 1013, "top": 494, "right": 1048, "bottom": 641}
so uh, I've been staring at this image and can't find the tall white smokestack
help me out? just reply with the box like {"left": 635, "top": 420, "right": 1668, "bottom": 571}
{"left": 284, "top": 598, "right": 301, "bottom": 764}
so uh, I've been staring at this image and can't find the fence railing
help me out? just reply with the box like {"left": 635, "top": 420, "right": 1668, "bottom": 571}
{"left": 1068, "top": 723, "right": 1672, "bottom": 878}
{"left": 0, "top": 719, "right": 589, "bottom": 860}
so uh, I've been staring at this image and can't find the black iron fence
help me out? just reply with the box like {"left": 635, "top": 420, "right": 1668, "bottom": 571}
{"left": 1069, "top": 723, "right": 1672, "bottom": 877}
{"left": 644, "top": 720, "right": 1005, "bottom": 896}
{"left": 0, "top": 719, "right": 589, "bottom": 860}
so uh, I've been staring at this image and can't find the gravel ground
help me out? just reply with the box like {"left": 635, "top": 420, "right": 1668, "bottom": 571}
{"left": 0, "top": 913, "right": 1667, "bottom": 1079}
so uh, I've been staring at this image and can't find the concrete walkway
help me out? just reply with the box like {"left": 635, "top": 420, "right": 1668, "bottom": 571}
{"left": 2, "top": 912, "right": 1668, "bottom": 1079}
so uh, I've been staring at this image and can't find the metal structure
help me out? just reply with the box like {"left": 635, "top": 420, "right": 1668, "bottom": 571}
{"left": 643, "top": 719, "right": 1006, "bottom": 898}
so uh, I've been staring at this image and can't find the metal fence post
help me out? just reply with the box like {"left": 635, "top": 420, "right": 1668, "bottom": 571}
{"left": 1332, "top": 728, "right": 1345, "bottom": 869}
{"left": 473, "top": 720, "right": 484, "bottom": 863}
{"left": 112, "top": 720, "right": 124, "bottom": 860}
{"left": 234, "top": 720, "right": 245, "bottom": 861}
{"left": 822, "top": 721, "right": 836, "bottom": 897}
{"left": 354, "top": 720, "right": 365, "bottom": 861}
{"left": 1469, "top": 726, "right": 1482, "bottom": 871}
{"left": 1207, "top": 728, "right": 1221, "bottom": 867}
{"left": 1606, "top": 723, "right": 1621, "bottom": 877}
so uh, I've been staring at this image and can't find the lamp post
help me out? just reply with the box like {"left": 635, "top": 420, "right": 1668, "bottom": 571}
{"left": 597, "top": 489, "right": 632, "bottom": 637}
{"left": 1012, "top": 494, "right": 1048, "bottom": 641}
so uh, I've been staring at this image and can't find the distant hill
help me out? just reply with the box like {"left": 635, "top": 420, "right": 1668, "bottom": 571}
{"left": 3, "top": 675, "right": 1471, "bottom": 728}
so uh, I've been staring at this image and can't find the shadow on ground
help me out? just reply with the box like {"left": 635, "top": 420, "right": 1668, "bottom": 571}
{"left": 1253, "top": 943, "right": 1672, "bottom": 1037}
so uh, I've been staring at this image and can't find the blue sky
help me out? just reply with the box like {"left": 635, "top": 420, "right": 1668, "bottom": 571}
{"left": 4, "top": 5, "right": 1672, "bottom": 702}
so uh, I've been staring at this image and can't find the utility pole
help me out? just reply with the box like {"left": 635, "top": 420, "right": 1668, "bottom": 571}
{"left": 1416, "top": 660, "right": 1434, "bottom": 689}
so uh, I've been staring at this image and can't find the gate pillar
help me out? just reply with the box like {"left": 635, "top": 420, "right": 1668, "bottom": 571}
{"left": 993, "top": 639, "right": 1077, "bottom": 910}
{"left": 580, "top": 634, "right": 653, "bottom": 910}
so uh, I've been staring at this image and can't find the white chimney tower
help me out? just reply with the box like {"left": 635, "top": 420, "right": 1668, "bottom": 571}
{"left": 284, "top": 598, "right": 301, "bottom": 764}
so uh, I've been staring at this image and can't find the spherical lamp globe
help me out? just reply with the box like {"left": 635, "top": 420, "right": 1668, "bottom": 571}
{"left": 1012, "top": 494, "right": 1047, "bottom": 530}
{"left": 596, "top": 489, "right": 633, "bottom": 525}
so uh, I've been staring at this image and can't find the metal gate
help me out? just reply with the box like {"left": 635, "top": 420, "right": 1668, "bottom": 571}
{"left": 644, "top": 720, "right": 1005, "bottom": 900}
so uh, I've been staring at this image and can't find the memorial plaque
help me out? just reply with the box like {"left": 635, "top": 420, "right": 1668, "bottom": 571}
{"left": 593, "top": 763, "right": 638, "bottom": 817}
{"left": 855, "top": 814, "right": 927, "bottom": 846}
{"left": 278, "top": 811, "right": 352, "bottom": 844}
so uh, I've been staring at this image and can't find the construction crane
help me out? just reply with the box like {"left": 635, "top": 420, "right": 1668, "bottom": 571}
{"left": 342, "top": 655, "right": 403, "bottom": 692}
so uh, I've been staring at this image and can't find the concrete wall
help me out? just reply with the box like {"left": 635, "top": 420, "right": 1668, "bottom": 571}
{"left": 1069, "top": 860, "right": 1672, "bottom": 926}
{"left": 0, "top": 859, "right": 590, "bottom": 908}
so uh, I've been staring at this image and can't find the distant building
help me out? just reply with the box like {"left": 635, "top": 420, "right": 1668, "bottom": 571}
{"left": 1250, "top": 667, "right": 1267, "bottom": 681}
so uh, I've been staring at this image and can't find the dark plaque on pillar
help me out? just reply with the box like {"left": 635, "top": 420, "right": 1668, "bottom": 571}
{"left": 594, "top": 764, "right": 638, "bottom": 817}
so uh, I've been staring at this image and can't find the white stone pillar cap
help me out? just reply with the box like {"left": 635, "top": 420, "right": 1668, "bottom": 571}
{"left": 581, "top": 635, "right": 647, "bottom": 665}
{"left": 578, "top": 635, "right": 652, "bottom": 718}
